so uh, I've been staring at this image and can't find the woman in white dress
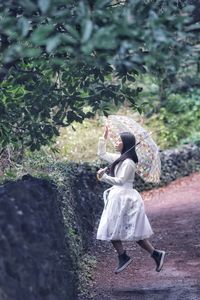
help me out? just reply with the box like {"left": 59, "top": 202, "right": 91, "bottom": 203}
{"left": 97, "top": 126, "right": 165, "bottom": 274}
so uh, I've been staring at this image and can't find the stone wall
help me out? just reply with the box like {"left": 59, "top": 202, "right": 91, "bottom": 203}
{"left": 134, "top": 144, "right": 200, "bottom": 191}
{"left": 0, "top": 175, "right": 77, "bottom": 300}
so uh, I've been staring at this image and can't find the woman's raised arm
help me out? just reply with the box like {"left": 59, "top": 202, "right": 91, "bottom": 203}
{"left": 97, "top": 126, "right": 119, "bottom": 163}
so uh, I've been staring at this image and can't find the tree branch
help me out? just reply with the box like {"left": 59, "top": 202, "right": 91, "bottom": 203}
{"left": 107, "top": 1, "right": 126, "bottom": 8}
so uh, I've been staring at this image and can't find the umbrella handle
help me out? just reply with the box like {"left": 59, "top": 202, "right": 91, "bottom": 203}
{"left": 96, "top": 174, "right": 101, "bottom": 180}
{"left": 96, "top": 167, "right": 108, "bottom": 180}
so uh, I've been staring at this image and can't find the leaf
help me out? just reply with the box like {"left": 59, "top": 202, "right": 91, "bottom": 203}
{"left": 17, "top": 17, "right": 30, "bottom": 37}
{"left": 38, "top": 0, "right": 50, "bottom": 14}
{"left": 94, "top": 0, "right": 111, "bottom": 9}
{"left": 3, "top": 44, "right": 23, "bottom": 63}
{"left": 99, "top": 72, "right": 104, "bottom": 82}
{"left": 85, "top": 111, "right": 95, "bottom": 118}
{"left": 132, "top": 69, "right": 139, "bottom": 75}
{"left": 81, "top": 20, "right": 93, "bottom": 43}
{"left": 136, "top": 105, "right": 143, "bottom": 114}
{"left": 136, "top": 87, "right": 143, "bottom": 93}
{"left": 22, "top": 47, "right": 42, "bottom": 58}
{"left": 31, "top": 24, "right": 53, "bottom": 44}
{"left": 67, "top": 110, "right": 83, "bottom": 123}
{"left": 50, "top": 146, "right": 60, "bottom": 154}
{"left": 122, "top": 77, "right": 126, "bottom": 84}
{"left": 30, "top": 144, "right": 36, "bottom": 151}
{"left": 127, "top": 74, "right": 135, "bottom": 82}
{"left": 68, "top": 85, "right": 75, "bottom": 94}
{"left": 186, "top": 23, "right": 200, "bottom": 32}
{"left": 132, "top": 64, "right": 146, "bottom": 74}
{"left": 78, "top": 1, "right": 90, "bottom": 18}
{"left": 52, "top": 127, "right": 60, "bottom": 136}
{"left": 1, "top": 139, "right": 8, "bottom": 148}
{"left": 62, "top": 35, "right": 78, "bottom": 45}
{"left": 46, "top": 36, "right": 60, "bottom": 53}
{"left": 65, "top": 25, "right": 80, "bottom": 40}
{"left": 91, "top": 26, "right": 117, "bottom": 50}
{"left": 154, "top": 29, "right": 167, "bottom": 43}
{"left": 19, "top": 0, "right": 36, "bottom": 12}
{"left": 148, "top": 10, "right": 159, "bottom": 21}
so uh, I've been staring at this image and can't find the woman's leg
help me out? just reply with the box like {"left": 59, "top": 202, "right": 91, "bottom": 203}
{"left": 111, "top": 240, "right": 124, "bottom": 255}
{"left": 137, "top": 238, "right": 166, "bottom": 272}
{"left": 111, "top": 240, "right": 132, "bottom": 274}
{"left": 137, "top": 238, "right": 154, "bottom": 254}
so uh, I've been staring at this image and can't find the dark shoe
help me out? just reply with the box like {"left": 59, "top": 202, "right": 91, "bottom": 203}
{"left": 151, "top": 250, "right": 166, "bottom": 272}
{"left": 115, "top": 251, "right": 133, "bottom": 274}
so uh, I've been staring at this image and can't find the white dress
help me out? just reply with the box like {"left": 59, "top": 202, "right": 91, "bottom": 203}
{"left": 96, "top": 137, "right": 154, "bottom": 241}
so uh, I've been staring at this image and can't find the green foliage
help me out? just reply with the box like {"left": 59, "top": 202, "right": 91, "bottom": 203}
{"left": 0, "top": 0, "right": 198, "bottom": 152}
{"left": 181, "top": 132, "right": 200, "bottom": 146}
{"left": 78, "top": 254, "right": 97, "bottom": 299}
{"left": 146, "top": 90, "right": 200, "bottom": 148}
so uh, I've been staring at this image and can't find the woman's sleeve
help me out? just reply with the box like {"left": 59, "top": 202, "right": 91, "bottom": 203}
{"left": 99, "top": 160, "right": 135, "bottom": 186}
{"left": 97, "top": 137, "right": 119, "bottom": 163}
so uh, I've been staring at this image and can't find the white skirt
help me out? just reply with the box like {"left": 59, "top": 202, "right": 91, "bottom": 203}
{"left": 96, "top": 186, "right": 153, "bottom": 241}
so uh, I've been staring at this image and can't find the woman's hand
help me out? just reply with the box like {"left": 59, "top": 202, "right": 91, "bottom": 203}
{"left": 97, "top": 167, "right": 107, "bottom": 180}
{"left": 103, "top": 125, "right": 109, "bottom": 140}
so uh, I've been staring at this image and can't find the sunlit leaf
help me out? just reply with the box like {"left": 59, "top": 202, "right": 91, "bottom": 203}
{"left": 38, "top": 0, "right": 50, "bottom": 13}
{"left": 81, "top": 20, "right": 93, "bottom": 43}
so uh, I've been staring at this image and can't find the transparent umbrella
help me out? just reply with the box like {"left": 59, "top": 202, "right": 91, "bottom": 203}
{"left": 104, "top": 115, "right": 161, "bottom": 183}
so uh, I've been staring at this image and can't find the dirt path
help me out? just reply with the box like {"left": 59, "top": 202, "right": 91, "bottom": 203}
{"left": 90, "top": 172, "right": 200, "bottom": 300}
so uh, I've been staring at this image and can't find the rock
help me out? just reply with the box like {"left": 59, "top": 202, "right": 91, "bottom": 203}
{"left": 0, "top": 177, "right": 77, "bottom": 300}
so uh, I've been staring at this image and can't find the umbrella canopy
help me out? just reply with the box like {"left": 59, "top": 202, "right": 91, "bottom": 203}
{"left": 104, "top": 115, "right": 161, "bottom": 183}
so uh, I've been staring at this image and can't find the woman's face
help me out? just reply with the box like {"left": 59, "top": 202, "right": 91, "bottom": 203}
{"left": 114, "top": 136, "right": 123, "bottom": 152}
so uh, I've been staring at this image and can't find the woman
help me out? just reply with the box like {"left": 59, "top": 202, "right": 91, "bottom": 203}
{"left": 96, "top": 126, "right": 166, "bottom": 274}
